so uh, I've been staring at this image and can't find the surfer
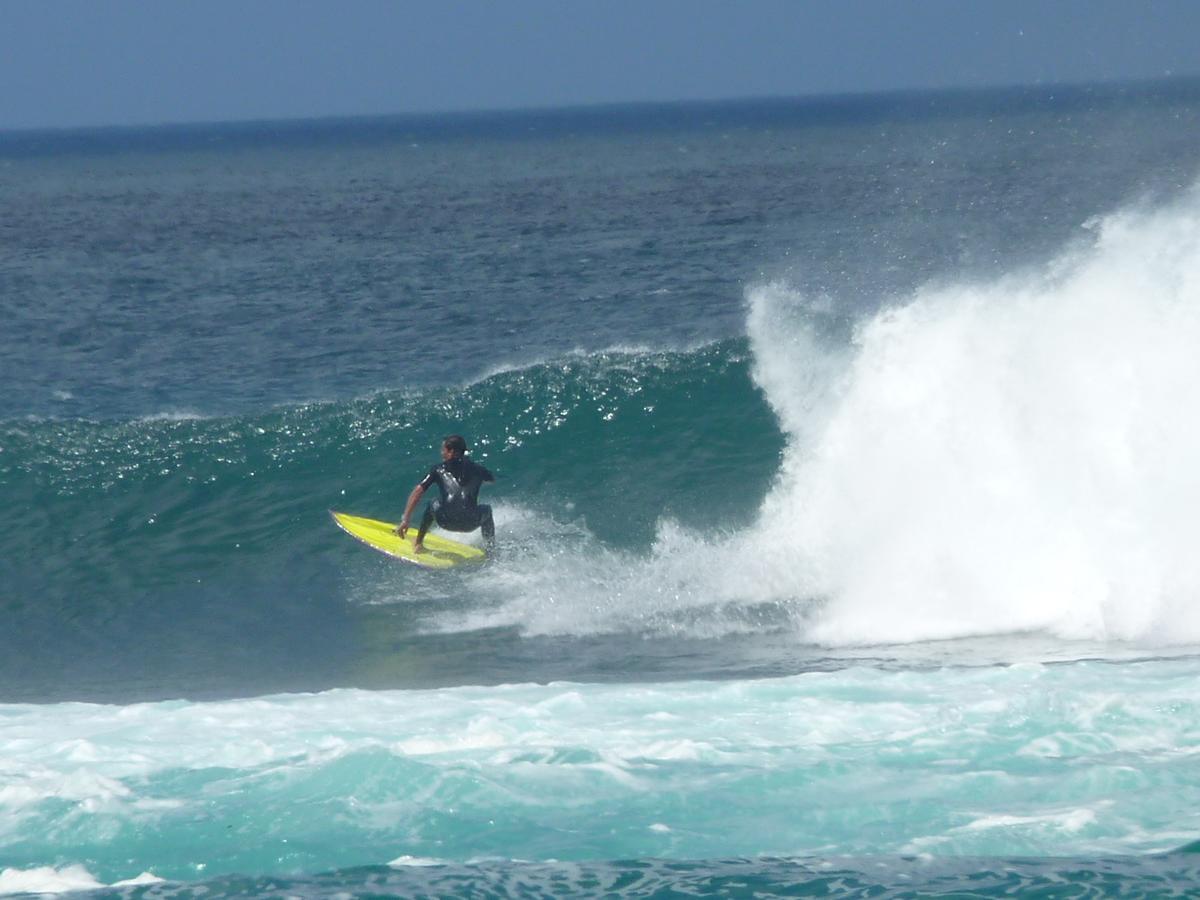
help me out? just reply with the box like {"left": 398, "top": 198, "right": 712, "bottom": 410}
{"left": 396, "top": 435, "right": 496, "bottom": 553}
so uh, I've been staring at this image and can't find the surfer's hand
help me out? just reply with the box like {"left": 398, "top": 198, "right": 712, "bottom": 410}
{"left": 396, "top": 522, "right": 408, "bottom": 538}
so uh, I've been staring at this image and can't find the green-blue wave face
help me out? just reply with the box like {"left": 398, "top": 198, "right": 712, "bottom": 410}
{"left": 0, "top": 342, "right": 786, "bottom": 701}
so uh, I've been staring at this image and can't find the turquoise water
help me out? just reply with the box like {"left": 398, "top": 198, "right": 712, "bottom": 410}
{"left": 4, "top": 81, "right": 1200, "bottom": 895}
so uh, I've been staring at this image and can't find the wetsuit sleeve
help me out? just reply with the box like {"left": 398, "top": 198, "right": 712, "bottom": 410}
{"left": 480, "top": 464, "right": 495, "bottom": 483}
{"left": 418, "top": 466, "right": 438, "bottom": 490}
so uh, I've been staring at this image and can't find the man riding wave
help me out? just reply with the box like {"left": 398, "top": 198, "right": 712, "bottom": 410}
{"left": 396, "top": 435, "right": 495, "bottom": 553}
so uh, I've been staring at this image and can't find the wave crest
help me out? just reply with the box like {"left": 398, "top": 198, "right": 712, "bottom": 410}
{"left": 747, "top": 186, "right": 1200, "bottom": 645}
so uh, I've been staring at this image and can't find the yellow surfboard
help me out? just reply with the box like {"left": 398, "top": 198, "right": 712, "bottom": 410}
{"left": 330, "top": 511, "right": 487, "bottom": 569}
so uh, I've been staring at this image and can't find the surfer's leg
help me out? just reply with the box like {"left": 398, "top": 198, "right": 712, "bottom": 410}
{"left": 415, "top": 500, "right": 439, "bottom": 546}
{"left": 477, "top": 504, "right": 495, "bottom": 550}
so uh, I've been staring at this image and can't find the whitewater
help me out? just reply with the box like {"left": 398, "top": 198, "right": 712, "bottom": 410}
{"left": 3, "top": 659, "right": 1200, "bottom": 888}
{"left": 4, "top": 83, "right": 1200, "bottom": 895}
{"left": 430, "top": 189, "right": 1200, "bottom": 650}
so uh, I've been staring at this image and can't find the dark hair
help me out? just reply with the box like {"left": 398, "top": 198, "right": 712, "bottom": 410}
{"left": 442, "top": 434, "right": 468, "bottom": 456}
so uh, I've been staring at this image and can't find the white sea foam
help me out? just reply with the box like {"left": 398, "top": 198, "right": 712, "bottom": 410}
{"left": 388, "top": 855, "right": 446, "bottom": 867}
{"left": 744, "top": 186, "right": 1200, "bottom": 646}
{"left": 433, "top": 505, "right": 794, "bottom": 638}
{"left": 0, "top": 866, "right": 164, "bottom": 896}
{"left": 0, "top": 865, "right": 102, "bottom": 896}
{"left": 1, "top": 659, "right": 1199, "bottom": 872}
{"left": 960, "top": 808, "right": 1100, "bottom": 833}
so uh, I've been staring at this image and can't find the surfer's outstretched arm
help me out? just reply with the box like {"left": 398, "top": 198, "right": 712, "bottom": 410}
{"left": 396, "top": 483, "right": 426, "bottom": 538}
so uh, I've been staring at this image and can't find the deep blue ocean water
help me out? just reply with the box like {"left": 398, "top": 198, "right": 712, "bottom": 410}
{"left": 4, "top": 80, "right": 1200, "bottom": 896}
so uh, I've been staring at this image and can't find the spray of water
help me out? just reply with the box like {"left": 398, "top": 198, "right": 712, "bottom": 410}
{"left": 749, "top": 187, "right": 1200, "bottom": 645}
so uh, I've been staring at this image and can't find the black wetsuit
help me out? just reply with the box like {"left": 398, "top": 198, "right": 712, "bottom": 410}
{"left": 416, "top": 456, "right": 495, "bottom": 545}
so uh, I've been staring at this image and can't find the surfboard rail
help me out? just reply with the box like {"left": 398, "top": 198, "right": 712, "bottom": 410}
{"left": 330, "top": 510, "right": 487, "bottom": 569}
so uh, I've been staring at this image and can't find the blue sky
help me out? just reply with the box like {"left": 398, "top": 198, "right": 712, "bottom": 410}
{"left": 4, "top": 0, "right": 1200, "bottom": 130}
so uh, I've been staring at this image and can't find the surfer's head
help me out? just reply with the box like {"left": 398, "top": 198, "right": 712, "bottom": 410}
{"left": 442, "top": 434, "right": 468, "bottom": 459}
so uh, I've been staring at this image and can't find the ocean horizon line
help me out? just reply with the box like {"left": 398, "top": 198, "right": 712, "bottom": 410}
{"left": 4, "top": 71, "right": 1199, "bottom": 148}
